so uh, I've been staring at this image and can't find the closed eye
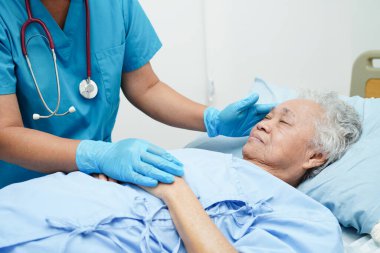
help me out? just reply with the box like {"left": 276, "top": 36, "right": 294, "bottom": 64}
{"left": 264, "top": 115, "right": 271, "bottom": 120}
{"left": 280, "top": 120, "right": 292, "bottom": 125}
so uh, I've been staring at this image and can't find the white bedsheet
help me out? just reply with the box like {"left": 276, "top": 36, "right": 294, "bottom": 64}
{"left": 343, "top": 227, "right": 380, "bottom": 253}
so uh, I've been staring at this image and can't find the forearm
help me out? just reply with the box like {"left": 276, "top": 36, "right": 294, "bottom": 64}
{"left": 126, "top": 80, "right": 207, "bottom": 131}
{"left": 0, "top": 126, "right": 79, "bottom": 173}
{"left": 122, "top": 63, "right": 207, "bottom": 131}
{"left": 162, "top": 180, "right": 237, "bottom": 253}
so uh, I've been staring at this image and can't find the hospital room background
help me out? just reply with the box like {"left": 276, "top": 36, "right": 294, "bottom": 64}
{"left": 112, "top": 0, "right": 380, "bottom": 149}
{"left": 2, "top": 1, "right": 380, "bottom": 252}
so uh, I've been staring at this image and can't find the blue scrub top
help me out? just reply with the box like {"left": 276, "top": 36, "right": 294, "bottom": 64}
{"left": 0, "top": 0, "right": 162, "bottom": 187}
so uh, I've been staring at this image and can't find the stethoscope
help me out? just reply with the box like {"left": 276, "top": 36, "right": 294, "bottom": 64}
{"left": 21, "top": 0, "right": 98, "bottom": 120}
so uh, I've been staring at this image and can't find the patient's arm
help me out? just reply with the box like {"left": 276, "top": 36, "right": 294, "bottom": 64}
{"left": 91, "top": 173, "right": 117, "bottom": 183}
{"left": 142, "top": 177, "right": 237, "bottom": 253}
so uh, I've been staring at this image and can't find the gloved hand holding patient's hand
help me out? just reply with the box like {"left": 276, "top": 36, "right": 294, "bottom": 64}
{"left": 76, "top": 138, "right": 184, "bottom": 187}
{"left": 204, "top": 93, "right": 275, "bottom": 137}
{"left": 91, "top": 173, "right": 118, "bottom": 183}
{"left": 140, "top": 176, "right": 187, "bottom": 201}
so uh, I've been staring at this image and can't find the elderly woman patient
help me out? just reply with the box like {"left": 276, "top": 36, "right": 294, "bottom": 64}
{"left": 0, "top": 92, "right": 361, "bottom": 253}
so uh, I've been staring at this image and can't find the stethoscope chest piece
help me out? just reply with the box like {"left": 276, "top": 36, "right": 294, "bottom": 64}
{"left": 79, "top": 79, "right": 98, "bottom": 99}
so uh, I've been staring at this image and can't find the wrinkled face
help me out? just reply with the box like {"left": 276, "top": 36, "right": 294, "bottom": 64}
{"left": 242, "top": 99, "right": 325, "bottom": 184}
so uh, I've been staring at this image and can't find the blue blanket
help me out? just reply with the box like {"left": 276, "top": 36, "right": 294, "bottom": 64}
{"left": 0, "top": 149, "right": 343, "bottom": 253}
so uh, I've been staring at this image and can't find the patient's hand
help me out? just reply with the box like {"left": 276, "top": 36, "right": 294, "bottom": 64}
{"left": 91, "top": 173, "right": 118, "bottom": 183}
{"left": 141, "top": 177, "right": 187, "bottom": 200}
{"left": 141, "top": 177, "right": 237, "bottom": 253}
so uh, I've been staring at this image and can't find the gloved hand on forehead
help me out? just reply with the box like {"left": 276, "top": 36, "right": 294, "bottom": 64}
{"left": 204, "top": 93, "right": 276, "bottom": 137}
{"left": 76, "top": 138, "right": 184, "bottom": 187}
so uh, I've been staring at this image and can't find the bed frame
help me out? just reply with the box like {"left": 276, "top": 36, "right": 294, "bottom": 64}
{"left": 351, "top": 50, "right": 380, "bottom": 98}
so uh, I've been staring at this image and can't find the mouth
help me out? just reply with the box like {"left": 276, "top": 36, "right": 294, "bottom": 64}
{"left": 249, "top": 133, "right": 265, "bottom": 144}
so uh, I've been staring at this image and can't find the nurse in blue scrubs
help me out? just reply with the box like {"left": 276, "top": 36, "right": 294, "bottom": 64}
{"left": 0, "top": 0, "right": 273, "bottom": 188}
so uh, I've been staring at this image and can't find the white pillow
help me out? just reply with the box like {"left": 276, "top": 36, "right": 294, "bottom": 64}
{"left": 250, "top": 77, "right": 380, "bottom": 243}
{"left": 251, "top": 77, "right": 297, "bottom": 103}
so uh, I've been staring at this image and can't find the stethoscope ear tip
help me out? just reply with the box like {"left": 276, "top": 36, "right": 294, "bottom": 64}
{"left": 69, "top": 106, "right": 76, "bottom": 113}
{"left": 33, "top": 114, "right": 40, "bottom": 120}
{"left": 32, "top": 106, "right": 76, "bottom": 120}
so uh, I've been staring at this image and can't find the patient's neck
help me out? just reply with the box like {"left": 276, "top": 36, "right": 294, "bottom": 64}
{"left": 244, "top": 158, "right": 300, "bottom": 187}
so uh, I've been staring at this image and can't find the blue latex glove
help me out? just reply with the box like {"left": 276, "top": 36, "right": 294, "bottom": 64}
{"left": 76, "top": 139, "right": 184, "bottom": 187}
{"left": 204, "top": 93, "right": 275, "bottom": 137}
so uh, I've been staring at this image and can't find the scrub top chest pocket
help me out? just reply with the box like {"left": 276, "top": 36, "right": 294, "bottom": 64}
{"left": 95, "top": 43, "right": 126, "bottom": 108}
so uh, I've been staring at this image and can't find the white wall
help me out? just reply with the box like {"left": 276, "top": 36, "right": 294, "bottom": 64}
{"left": 352, "top": 0, "right": 380, "bottom": 59}
{"left": 204, "top": 0, "right": 380, "bottom": 107}
{"left": 112, "top": 0, "right": 380, "bottom": 148}
{"left": 112, "top": 0, "right": 208, "bottom": 148}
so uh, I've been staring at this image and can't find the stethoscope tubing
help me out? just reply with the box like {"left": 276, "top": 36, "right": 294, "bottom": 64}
{"left": 21, "top": 0, "right": 92, "bottom": 119}
{"left": 21, "top": 0, "right": 91, "bottom": 76}
{"left": 21, "top": 0, "right": 55, "bottom": 54}
{"left": 84, "top": 0, "right": 91, "bottom": 79}
{"left": 25, "top": 50, "right": 62, "bottom": 118}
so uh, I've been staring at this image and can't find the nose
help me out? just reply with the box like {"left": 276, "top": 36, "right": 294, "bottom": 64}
{"left": 256, "top": 120, "right": 271, "bottom": 133}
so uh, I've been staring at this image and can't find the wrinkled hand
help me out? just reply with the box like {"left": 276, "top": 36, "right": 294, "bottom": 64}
{"left": 76, "top": 138, "right": 184, "bottom": 187}
{"left": 140, "top": 177, "right": 187, "bottom": 200}
{"left": 204, "top": 93, "right": 275, "bottom": 137}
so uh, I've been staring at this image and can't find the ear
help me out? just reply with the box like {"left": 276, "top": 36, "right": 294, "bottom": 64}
{"left": 302, "top": 151, "right": 327, "bottom": 171}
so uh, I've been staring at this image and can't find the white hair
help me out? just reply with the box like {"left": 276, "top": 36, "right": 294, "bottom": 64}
{"left": 299, "top": 91, "right": 362, "bottom": 181}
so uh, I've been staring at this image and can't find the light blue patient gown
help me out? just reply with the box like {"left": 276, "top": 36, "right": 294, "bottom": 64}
{"left": 0, "top": 149, "right": 344, "bottom": 253}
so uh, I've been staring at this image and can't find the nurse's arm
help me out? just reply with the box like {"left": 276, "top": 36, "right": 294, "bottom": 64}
{"left": 0, "top": 94, "right": 79, "bottom": 174}
{"left": 122, "top": 62, "right": 207, "bottom": 131}
{"left": 142, "top": 178, "right": 237, "bottom": 253}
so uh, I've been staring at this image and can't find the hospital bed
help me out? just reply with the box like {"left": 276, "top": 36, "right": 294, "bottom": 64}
{"left": 186, "top": 50, "right": 380, "bottom": 253}
{"left": 343, "top": 51, "right": 380, "bottom": 252}
{"left": 0, "top": 52, "right": 379, "bottom": 252}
